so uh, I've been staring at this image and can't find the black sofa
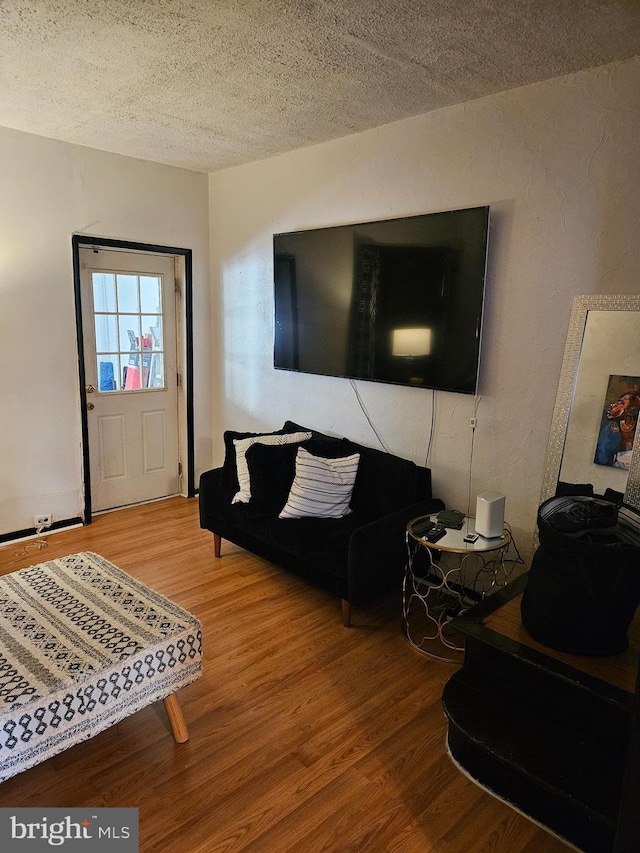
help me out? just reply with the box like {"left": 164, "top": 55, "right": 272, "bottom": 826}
{"left": 199, "top": 421, "right": 444, "bottom": 625}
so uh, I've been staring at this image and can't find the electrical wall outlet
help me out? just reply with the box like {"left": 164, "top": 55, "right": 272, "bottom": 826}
{"left": 34, "top": 514, "right": 52, "bottom": 528}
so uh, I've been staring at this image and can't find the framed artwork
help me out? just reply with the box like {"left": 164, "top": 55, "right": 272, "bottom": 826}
{"left": 594, "top": 374, "right": 640, "bottom": 469}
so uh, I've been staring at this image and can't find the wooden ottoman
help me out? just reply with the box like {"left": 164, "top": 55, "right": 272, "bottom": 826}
{"left": 0, "top": 552, "right": 202, "bottom": 783}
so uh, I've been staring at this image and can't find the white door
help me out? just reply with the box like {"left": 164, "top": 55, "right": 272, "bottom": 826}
{"left": 80, "top": 248, "right": 180, "bottom": 512}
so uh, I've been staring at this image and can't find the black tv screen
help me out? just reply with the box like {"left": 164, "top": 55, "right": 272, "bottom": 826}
{"left": 273, "top": 205, "right": 490, "bottom": 394}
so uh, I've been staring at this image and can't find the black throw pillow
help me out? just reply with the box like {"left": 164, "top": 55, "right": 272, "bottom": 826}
{"left": 281, "top": 420, "right": 334, "bottom": 441}
{"left": 221, "top": 425, "right": 301, "bottom": 492}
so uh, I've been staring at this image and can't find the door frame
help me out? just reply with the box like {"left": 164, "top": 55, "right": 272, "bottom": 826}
{"left": 72, "top": 235, "right": 195, "bottom": 523}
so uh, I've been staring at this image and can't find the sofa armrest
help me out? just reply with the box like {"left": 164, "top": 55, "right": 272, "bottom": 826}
{"left": 199, "top": 467, "right": 224, "bottom": 528}
{"left": 346, "top": 497, "right": 445, "bottom": 605}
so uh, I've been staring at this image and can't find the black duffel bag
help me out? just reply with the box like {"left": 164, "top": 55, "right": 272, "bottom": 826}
{"left": 521, "top": 496, "right": 640, "bottom": 656}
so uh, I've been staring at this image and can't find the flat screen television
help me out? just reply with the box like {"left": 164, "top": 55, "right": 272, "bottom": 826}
{"left": 273, "top": 205, "right": 490, "bottom": 394}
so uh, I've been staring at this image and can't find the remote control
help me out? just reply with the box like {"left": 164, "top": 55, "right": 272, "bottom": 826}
{"left": 412, "top": 518, "right": 437, "bottom": 537}
{"left": 424, "top": 523, "right": 447, "bottom": 543}
{"left": 425, "top": 528, "right": 446, "bottom": 543}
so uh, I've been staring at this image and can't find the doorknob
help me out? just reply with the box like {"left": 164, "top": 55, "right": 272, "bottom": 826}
{"left": 86, "top": 402, "right": 95, "bottom": 411}
{"left": 86, "top": 384, "right": 96, "bottom": 394}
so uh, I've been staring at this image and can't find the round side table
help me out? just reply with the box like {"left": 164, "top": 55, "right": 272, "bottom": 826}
{"left": 403, "top": 515, "right": 512, "bottom": 661}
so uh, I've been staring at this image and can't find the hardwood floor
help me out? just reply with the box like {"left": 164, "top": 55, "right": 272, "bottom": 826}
{"left": 0, "top": 498, "right": 572, "bottom": 852}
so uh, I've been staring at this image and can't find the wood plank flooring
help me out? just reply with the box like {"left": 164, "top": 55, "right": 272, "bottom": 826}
{"left": 0, "top": 498, "right": 572, "bottom": 852}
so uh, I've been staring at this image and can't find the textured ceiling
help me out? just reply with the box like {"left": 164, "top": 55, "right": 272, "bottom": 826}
{"left": 1, "top": 0, "right": 639, "bottom": 172}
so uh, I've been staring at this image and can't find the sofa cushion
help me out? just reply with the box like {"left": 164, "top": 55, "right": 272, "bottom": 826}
{"left": 350, "top": 445, "right": 419, "bottom": 518}
{"left": 210, "top": 498, "right": 356, "bottom": 578}
{"left": 263, "top": 515, "right": 357, "bottom": 576}
{"left": 279, "top": 447, "right": 360, "bottom": 519}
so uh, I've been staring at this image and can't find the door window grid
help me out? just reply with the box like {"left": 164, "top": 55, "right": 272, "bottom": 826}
{"left": 91, "top": 272, "right": 165, "bottom": 392}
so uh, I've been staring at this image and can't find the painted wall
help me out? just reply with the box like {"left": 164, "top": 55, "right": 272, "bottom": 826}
{"left": 208, "top": 57, "right": 640, "bottom": 559}
{"left": 0, "top": 128, "right": 211, "bottom": 537}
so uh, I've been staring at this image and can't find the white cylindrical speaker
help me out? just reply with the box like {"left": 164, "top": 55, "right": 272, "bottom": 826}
{"left": 475, "top": 491, "right": 506, "bottom": 539}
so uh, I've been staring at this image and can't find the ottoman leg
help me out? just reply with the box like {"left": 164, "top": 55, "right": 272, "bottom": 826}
{"left": 163, "top": 693, "right": 190, "bottom": 743}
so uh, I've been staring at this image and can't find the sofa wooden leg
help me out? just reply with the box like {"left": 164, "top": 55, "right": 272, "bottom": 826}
{"left": 213, "top": 533, "right": 221, "bottom": 558}
{"left": 341, "top": 599, "right": 352, "bottom": 628}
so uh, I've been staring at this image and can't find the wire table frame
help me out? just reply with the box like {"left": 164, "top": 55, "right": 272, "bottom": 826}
{"left": 403, "top": 515, "right": 514, "bottom": 662}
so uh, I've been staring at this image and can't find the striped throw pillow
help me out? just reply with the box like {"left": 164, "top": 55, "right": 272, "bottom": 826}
{"left": 232, "top": 432, "right": 311, "bottom": 503}
{"left": 279, "top": 447, "right": 360, "bottom": 519}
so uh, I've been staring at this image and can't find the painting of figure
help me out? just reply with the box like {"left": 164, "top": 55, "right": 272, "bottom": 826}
{"left": 594, "top": 375, "right": 640, "bottom": 469}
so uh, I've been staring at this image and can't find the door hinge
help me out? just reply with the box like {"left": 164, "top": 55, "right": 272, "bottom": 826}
{"left": 177, "top": 372, "right": 182, "bottom": 387}
{"left": 178, "top": 461, "right": 183, "bottom": 476}
{"left": 175, "top": 278, "right": 182, "bottom": 296}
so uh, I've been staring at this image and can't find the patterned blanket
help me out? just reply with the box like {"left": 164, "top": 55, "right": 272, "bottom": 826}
{"left": 0, "top": 552, "right": 202, "bottom": 782}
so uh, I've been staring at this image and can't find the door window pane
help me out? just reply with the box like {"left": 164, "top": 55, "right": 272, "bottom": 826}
{"left": 119, "top": 317, "right": 141, "bottom": 354}
{"left": 94, "top": 314, "right": 118, "bottom": 353}
{"left": 96, "top": 355, "right": 120, "bottom": 391}
{"left": 92, "top": 273, "right": 116, "bottom": 312}
{"left": 148, "top": 352, "right": 164, "bottom": 388}
{"left": 119, "top": 354, "right": 129, "bottom": 390}
{"left": 91, "top": 270, "right": 167, "bottom": 392}
{"left": 140, "top": 276, "right": 162, "bottom": 313}
{"left": 117, "top": 275, "right": 139, "bottom": 313}
{"left": 142, "top": 315, "right": 163, "bottom": 348}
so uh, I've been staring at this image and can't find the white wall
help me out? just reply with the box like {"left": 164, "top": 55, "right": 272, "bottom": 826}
{"left": 0, "top": 128, "right": 211, "bottom": 537}
{"left": 208, "top": 57, "right": 640, "bottom": 559}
